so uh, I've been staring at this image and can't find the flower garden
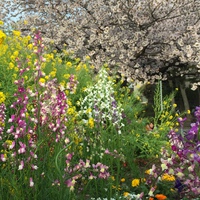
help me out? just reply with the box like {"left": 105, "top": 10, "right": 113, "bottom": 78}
{"left": 0, "top": 24, "right": 200, "bottom": 200}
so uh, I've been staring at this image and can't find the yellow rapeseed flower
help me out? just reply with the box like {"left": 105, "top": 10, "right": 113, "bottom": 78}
{"left": 88, "top": 118, "right": 94, "bottom": 128}
{"left": 28, "top": 43, "right": 33, "bottom": 50}
{"left": 13, "top": 30, "right": 21, "bottom": 37}
{"left": 0, "top": 30, "right": 6, "bottom": 45}
{"left": 66, "top": 62, "right": 72, "bottom": 67}
{"left": 67, "top": 100, "right": 72, "bottom": 106}
{"left": 13, "top": 51, "right": 19, "bottom": 57}
{"left": 76, "top": 65, "right": 81, "bottom": 71}
{"left": 50, "top": 71, "right": 56, "bottom": 77}
{"left": 67, "top": 107, "right": 75, "bottom": 115}
{"left": 9, "top": 62, "right": 15, "bottom": 69}
{"left": 39, "top": 77, "right": 45, "bottom": 84}
{"left": 83, "top": 64, "right": 88, "bottom": 70}
{"left": 63, "top": 74, "right": 70, "bottom": 79}
{"left": 173, "top": 104, "right": 177, "bottom": 108}
{"left": 0, "top": 92, "right": 6, "bottom": 103}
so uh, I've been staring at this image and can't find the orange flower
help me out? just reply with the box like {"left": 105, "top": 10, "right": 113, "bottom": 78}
{"left": 155, "top": 194, "right": 167, "bottom": 200}
{"left": 149, "top": 197, "right": 154, "bottom": 200}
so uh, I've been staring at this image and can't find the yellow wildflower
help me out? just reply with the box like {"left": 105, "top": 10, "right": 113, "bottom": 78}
{"left": 63, "top": 74, "right": 70, "bottom": 79}
{"left": 13, "top": 30, "right": 21, "bottom": 37}
{"left": 0, "top": 92, "right": 6, "bottom": 103}
{"left": 13, "top": 51, "right": 19, "bottom": 57}
{"left": 39, "top": 78, "right": 46, "bottom": 84}
{"left": 131, "top": 179, "right": 140, "bottom": 187}
{"left": 9, "top": 62, "right": 15, "bottom": 69}
{"left": 162, "top": 173, "right": 175, "bottom": 181}
{"left": 76, "top": 65, "right": 81, "bottom": 71}
{"left": 145, "top": 169, "right": 150, "bottom": 174}
{"left": 0, "top": 21, "right": 4, "bottom": 25}
{"left": 50, "top": 71, "right": 56, "bottom": 77}
{"left": 88, "top": 118, "right": 94, "bottom": 128}
{"left": 67, "top": 107, "right": 75, "bottom": 115}
{"left": 83, "top": 64, "right": 88, "bottom": 70}
{"left": 28, "top": 43, "right": 33, "bottom": 49}
{"left": 123, "top": 192, "right": 130, "bottom": 197}
{"left": 67, "top": 100, "right": 72, "bottom": 106}
{"left": 86, "top": 108, "right": 92, "bottom": 114}
{"left": 121, "top": 178, "right": 125, "bottom": 182}
{"left": 0, "top": 30, "right": 6, "bottom": 45}
{"left": 66, "top": 62, "right": 72, "bottom": 67}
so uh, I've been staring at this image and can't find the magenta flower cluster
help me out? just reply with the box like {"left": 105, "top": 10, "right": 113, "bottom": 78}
{"left": 64, "top": 153, "right": 110, "bottom": 191}
{"left": 148, "top": 106, "right": 200, "bottom": 198}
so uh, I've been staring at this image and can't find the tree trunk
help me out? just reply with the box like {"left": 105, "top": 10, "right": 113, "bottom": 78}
{"left": 198, "top": 87, "right": 200, "bottom": 105}
{"left": 168, "top": 80, "right": 175, "bottom": 106}
{"left": 179, "top": 82, "right": 192, "bottom": 123}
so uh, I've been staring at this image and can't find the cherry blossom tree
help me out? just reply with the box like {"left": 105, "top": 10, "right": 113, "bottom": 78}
{"left": 1, "top": 0, "right": 200, "bottom": 88}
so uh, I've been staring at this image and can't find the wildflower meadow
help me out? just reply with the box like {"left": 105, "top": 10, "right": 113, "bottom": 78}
{"left": 0, "top": 24, "right": 200, "bottom": 200}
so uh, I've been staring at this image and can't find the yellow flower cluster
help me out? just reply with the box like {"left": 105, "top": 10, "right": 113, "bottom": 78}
{"left": 39, "top": 78, "right": 46, "bottom": 83}
{"left": 161, "top": 173, "right": 175, "bottom": 181}
{"left": 67, "top": 107, "right": 76, "bottom": 115}
{"left": 0, "top": 92, "right": 6, "bottom": 103}
{"left": 0, "top": 30, "right": 6, "bottom": 45}
{"left": 13, "top": 30, "right": 21, "bottom": 37}
{"left": 88, "top": 118, "right": 94, "bottom": 128}
{"left": 131, "top": 178, "right": 140, "bottom": 187}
